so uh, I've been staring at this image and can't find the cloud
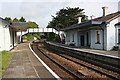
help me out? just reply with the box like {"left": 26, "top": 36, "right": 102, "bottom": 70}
{"left": 0, "top": 0, "right": 119, "bottom": 28}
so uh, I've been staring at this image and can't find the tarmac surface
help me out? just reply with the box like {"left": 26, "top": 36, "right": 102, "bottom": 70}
{"left": 3, "top": 42, "right": 56, "bottom": 79}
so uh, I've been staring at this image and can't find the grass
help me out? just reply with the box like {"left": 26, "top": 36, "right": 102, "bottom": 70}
{"left": 0, "top": 51, "right": 15, "bottom": 77}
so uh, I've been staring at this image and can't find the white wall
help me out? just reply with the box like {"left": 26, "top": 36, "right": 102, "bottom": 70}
{"left": 65, "top": 29, "right": 91, "bottom": 47}
{"left": 90, "top": 29, "right": 103, "bottom": 50}
{"left": 65, "top": 17, "right": 119, "bottom": 50}
{"left": 106, "top": 18, "right": 118, "bottom": 50}
{"left": 0, "top": 21, "right": 13, "bottom": 51}
{"left": 65, "top": 29, "right": 78, "bottom": 46}
{"left": 0, "top": 23, "right": 4, "bottom": 51}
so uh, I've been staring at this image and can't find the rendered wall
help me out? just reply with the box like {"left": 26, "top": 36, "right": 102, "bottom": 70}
{"left": 0, "top": 21, "right": 13, "bottom": 51}
{"left": 106, "top": 18, "right": 118, "bottom": 50}
{"left": 90, "top": 29, "right": 103, "bottom": 50}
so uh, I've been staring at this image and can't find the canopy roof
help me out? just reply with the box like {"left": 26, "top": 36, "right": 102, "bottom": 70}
{"left": 11, "top": 22, "right": 28, "bottom": 31}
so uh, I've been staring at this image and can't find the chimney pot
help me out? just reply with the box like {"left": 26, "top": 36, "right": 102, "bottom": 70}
{"left": 102, "top": 6, "right": 108, "bottom": 16}
{"left": 90, "top": 15, "right": 95, "bottom": 20}
{"left": 78, "top": 17, "right": 82, "bottom": 24}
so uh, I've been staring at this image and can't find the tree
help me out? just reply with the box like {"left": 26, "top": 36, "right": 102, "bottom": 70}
{"left": 47, "top": 7, "right": 88, "bottom": 30}
{"left": 4, "top": 17, "right": 12, "bottom": 22}
{"left": 27, "top": 21, "right": 38, "bottom": 28}
{"left": 19, "top": 17, "right": 26, "bottom": 22}
{"left": 4, "top": 17, "right": 39, "bottom": 28}
{"left": 13, "top": 18, "right": 19, "bottom": 22}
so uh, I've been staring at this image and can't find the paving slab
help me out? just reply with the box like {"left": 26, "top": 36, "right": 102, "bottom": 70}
{"left": 2, "top": 43, "right": 55, "bottom": 79}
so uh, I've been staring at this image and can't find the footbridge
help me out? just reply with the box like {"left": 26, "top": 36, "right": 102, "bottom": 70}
{"left": 17, "top": 28, "right": 60, "bottom": 36}
{"left": 17, "top": 28, "right": 65, "bottom": 43}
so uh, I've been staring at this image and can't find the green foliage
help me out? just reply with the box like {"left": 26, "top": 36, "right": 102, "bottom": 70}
{"left": 4, "top": 17, "right": 38, "bottom": 28}
{"left": 47, "top": 33, "right": 55, "bottom": 41}
{"left": 54, "top": 34, "right": 61, "bottom": 43}
{"left": 24, "top": 34, "right": 34, "bottom": 41}
{"left": 0, "top": 51, "right": 15, "bottom": 77}
{"left": 27, "top": 21, "right": 38, "bottom": 28}
{"left": 4, "top": 17, "right": 12, "bottom": 22}
{"left": 19, "top": 17, "right": 26, "bottom": 22}
{"left": 13, "top": 18, "right": 19, "bottom": 22}
{"left": 23, "top": 33, "right": 41, "bottom": 41}
{"left": 47, "top": 7, "right": 88, "bottom": 30}
{"left": 47, "top": 33, "right": 61, "bottom": 42}
{"left": 33, "top": 33, "right": 41, "bottom": 40}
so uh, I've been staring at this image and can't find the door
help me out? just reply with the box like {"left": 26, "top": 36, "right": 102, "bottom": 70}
{"left": 86, "top": 32, "right": 89, "bottom": 46}
{"left": 80, "top": 35, "right": 84, "bottom": 46}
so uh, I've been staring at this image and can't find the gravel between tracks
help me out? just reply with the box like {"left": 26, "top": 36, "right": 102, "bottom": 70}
{"left": 32, "top": 43, "right": 75, "bottom": 80}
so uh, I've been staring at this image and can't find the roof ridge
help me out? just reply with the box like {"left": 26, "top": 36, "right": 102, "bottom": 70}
{"left": 93, "top": 11, "right": 120, "bottom": 22}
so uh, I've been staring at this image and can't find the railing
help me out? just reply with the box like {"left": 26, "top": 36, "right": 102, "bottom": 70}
{"left": 17, "top": 28, "right": 59, "bottom": 36}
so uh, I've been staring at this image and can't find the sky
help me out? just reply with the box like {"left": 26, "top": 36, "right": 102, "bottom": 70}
{"left": 0, "top": 0, "right": 119, "bottom": 28}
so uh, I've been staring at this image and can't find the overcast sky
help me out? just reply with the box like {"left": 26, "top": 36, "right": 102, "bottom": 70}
{"left": 0, "top": 0, "right": 119, "bottom": 28}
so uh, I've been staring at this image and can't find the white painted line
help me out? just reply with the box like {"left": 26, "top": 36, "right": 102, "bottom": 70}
{"left": 47, "top": 41, "right": 120, "bottom": 59}
{"left": 29, "top": 43, "right": 61, "bottom": 80}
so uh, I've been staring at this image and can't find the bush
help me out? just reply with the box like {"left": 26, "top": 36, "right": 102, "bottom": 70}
{"left": 47, "top": 33, "right": 55, "bottom": 41}
{"left": 47, "top": 33, "right": 61, "bottom": 43}
{"left": 54, "top": 34, "right": 61, "bottom": 43}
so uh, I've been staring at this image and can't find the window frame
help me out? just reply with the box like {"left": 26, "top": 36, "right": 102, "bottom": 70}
{"left": 95, "top": 30, "right": 101, "bottom": 44}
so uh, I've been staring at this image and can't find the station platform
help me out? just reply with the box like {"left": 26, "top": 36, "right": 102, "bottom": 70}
{"left": 74, "top": 48, "right": 120, "bottom": 59}
{"left": 2, "top": 42, "right": 58, "bottom": 79}
{"left": 48, "top": 42, "right": 120, "bottom": 59}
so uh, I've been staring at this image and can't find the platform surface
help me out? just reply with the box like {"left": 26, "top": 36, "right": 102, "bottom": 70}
{"left": 74, "top": 48, "right": 120, "bottom": 59}
{"left": 48, "top": 42, "right": 120, "bottom": 59}
{"left": 3, "top": 42, "right": 55, "bottom": 79}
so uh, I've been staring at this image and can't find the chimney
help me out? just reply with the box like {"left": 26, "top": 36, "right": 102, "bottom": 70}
{"left": 90, "top": 15, "right": 95, "bottom": 20}
{"left": 78, "top": 17, "right": 82, "bottom": 24}
{"left": 102, "top": 6, "right": 108, "bottom": 16}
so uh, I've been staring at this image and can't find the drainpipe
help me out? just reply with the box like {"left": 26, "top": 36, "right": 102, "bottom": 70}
{"left": 20, "top": 30, "right": 22, "bottom": 43}
{"left": 12, "top": 29, "right": 14, "bottom": 49}
{"left": 99, "top": 22, "right": 107, "bottom": 50}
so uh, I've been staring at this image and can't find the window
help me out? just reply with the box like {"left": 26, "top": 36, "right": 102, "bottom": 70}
{"left": 96, "top": 31, "right": 100, "bottom": 44}
{"left": 67, "top": 34, "right": 70, "bottom": 42}
{"left": 72, "top": 34, "right": 74, "bottom": 42}
{"left": 118, "top": 29, "right": 120, "bottom": 43}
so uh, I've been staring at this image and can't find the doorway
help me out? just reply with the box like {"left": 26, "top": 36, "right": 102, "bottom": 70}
{"left": 80, "top": 35, "right": 84, "bottom": 46}
{"left": 86, "top": 32, "right": 89, "bottom": 46}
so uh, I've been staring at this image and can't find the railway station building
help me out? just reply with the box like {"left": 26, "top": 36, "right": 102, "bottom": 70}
{"left": 0, "top": 17, "right": 28, "bottom": 51}
{"left": 64, "top": 7, "right": 120, "bottom": 50}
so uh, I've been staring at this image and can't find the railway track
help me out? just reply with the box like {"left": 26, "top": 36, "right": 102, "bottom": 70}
{"left": 44, "top": 41, "right": 120, "bottom": 80}
{"left": 31, "top": 42, "right": 83, "bottom": 79}
{"left": 48, "top": 50, "right": 119, "bottom": 80}
{"left": 31, "top": 41, "right": 120, "bottom": 80}
{"left": 31, "top": 42, "right": 82, "bottom": 80}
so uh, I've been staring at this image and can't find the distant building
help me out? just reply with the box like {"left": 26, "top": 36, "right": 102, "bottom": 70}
{"left": 64, "top": 7, "right": 120, "bottom": 50}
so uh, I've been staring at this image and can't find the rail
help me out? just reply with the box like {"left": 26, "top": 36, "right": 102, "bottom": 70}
{"left": 44, "top": 41, "right": 120, "bottom": 74}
